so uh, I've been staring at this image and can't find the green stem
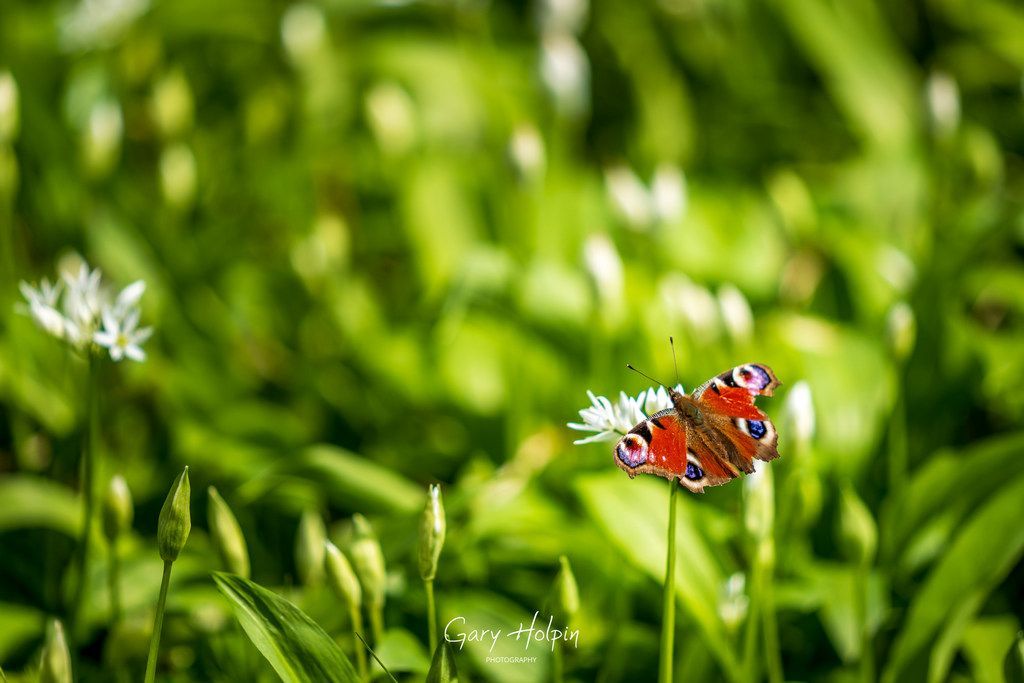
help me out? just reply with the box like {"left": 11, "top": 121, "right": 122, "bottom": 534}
{"left": 71, "top": 358, "right": 100, "bottom": 629}
{"left": 369, "top": 604, "right": 384, "bottom": 646}
{"left": 856, "top": 564, "right": 874, "bottom": 683}
{"left": 108, "top": 538, "right": 121, "bottom": 624}
{"left": 658, "top": 480, "right": 678, "bottom": 683}
{"left": 760, "top": 553, "right": 783, "bottom": 683}
{"left": 351, "top": 606, "right": 368, "bottom": 681}
{"left": 144, "top": 561, "right": 173, "bottom": 683}
{"left": 553, "top": 641, "right": 565, "bottom": 683}
{"left": 425, "top": 579, "right": 437, "bottom": 651}
{"left": 888, "top": 385, "right": 908, "bottom": 497}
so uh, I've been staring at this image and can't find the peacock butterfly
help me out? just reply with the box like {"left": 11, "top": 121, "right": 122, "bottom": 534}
{"left": 615, "top": 363, "right": 781, "bottom": 493}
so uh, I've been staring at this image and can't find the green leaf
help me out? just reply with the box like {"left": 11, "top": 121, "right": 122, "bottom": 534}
{"left": 1005, "top": 631, "right": 1024, "bottom": 683}
{"left": 213, "top": 572, "right": 360, "bottom": 683}
{"left": 373, "top": 628, "right": 430, "bottom": 675}
{"left": 884, "top": 431, "right": 1024, "bottom": 565}
{"left": 960, "top": 617, "right": 1019, "bottom": 683}
{"left": 0, "top": 475, "right": 80, "bottom": 535}
{"left": 441, "top": 592, "right": 551, "bottom": 683}
{"left": 239, "top": 445, "right": 425, "bottom": 515}
{"left": 576, "top": 472, "right": 741, "bottom": 682}
{"left": 883, "top": 474, "right": 1024, "bottom": 682}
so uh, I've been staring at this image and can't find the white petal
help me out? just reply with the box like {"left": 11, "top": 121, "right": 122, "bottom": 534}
{"left": 109, "top": 345, "right": 125, "bottom": 361}
{"left": 124, "top": 344, "right": 146, "bottom": 362}
{"left": 19, "top": 281, "right": 39, "bottom": 304}
{"left": 101, "top": 307, "right": 120, "bottom": 334}
{"left": 115, "top": 280, "right": 146, "bottom": 311}
{"left": 573, "top": 430, "right": 619, "bottom": 445}
{"left": 94, "top": 330, "right": 117, "bottom": 347}
{"left": 130, "top": 326, "right": 152, "bottom": 345}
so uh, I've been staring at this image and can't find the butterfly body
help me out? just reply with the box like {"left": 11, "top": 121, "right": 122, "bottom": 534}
{"left": 615, "top": 363, "right": 781, "bottom": 493}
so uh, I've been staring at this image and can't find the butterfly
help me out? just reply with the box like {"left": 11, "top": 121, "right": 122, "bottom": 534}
{"left": 614, "top": 363, "right": 781, "bottom": 493}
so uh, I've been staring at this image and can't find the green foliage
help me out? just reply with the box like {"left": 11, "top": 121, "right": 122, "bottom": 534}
{"left": 1, "top": 0, "right": 1024, "bottom": 680}
{"left": 213, "top": 573, "right": 360, "bottom": 683}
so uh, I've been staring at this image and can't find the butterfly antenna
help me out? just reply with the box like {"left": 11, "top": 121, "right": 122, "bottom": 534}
{"left": 669, "top": 336, "right": 680, "bottom": 387}
{"left": 626, "top": 364, "right": 669, "bottom": 389}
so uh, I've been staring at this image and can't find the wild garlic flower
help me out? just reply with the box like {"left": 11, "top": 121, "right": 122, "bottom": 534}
{"left": 568, "top": 384, "right": 684, "bottom": 444}
{"left": 18, "top": 261, "right": 151, "bottom": 362}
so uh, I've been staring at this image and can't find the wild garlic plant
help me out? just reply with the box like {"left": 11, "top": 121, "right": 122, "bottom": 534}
{"left": 17, "top": 260, "right": 151, "bottom": 630}
{"left": 569, "top": 384, "right": 683, "bottom": 683}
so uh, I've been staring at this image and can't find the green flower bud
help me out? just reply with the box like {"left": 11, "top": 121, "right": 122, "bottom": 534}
{"left": 157, "top": 467, "right": 191, "bottom": 562}
{"left": 103, "top": 474, "right": 134, "bottom": 542}
{"left": 207, "top": 486, "right": 250, "bottom": 578}
{"left": 39, "top": 619, "right": 71, "bottom": 683}
{"left": 324, "top": 540, "right": 362, "bottom": 611}
{"left": 551, "top": 555, "right": 579, "bottom": 623}
{"left": 350, "top": 514, "right": 386, "bottom": 612}
{"left": 425, "top": 641, "right": 459, "bottom": 683}
{"left": 295, "top": 510, "right": 326, "bottom": 586}
{"left": 418, "top": 484, "right": 446, "bottom": 582}
{"left": 838, "top": 486, "right": 877, "bottom": 566}
{"left": 0, "top": 71, "right": 18, "bottom": 144}
{"left": 886, "top": 302, "right": 916, "bottom": 362}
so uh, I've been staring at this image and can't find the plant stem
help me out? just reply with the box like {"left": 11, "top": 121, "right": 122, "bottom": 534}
{"left": 144, "top": 561, "right": 173, "bottom": 683}
{"left": 350, "top": 606, "right": 368, "bottom": 681}
{"left": 425, "top": 579, "right": 437, "bottom": 651}
{"left": 553, "top": 641, "right": 565, "bottom": 683}
{"left": 71, "top": 358, "right": 100, "bottom": 629}
{"left": 369, "top": 604, "right": 384, "bottom": 646}
{"left": 658, "top": 480, "right": 678, "bottom": 683}
{"left": 856, "top": 564, "right": 874, "bottom": 683}
{"left": 760, "top": 556, "right": 784, "bottom": 683}
{"left": 108, "top": 539, "right": 121, "bottom": 624}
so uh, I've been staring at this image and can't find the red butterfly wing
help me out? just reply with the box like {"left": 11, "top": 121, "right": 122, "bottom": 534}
{"left": 694, "top": 363, "right": 781, "bottom": 460}
{"left": 614, "top": 409, "right": 736, "bottom": 493}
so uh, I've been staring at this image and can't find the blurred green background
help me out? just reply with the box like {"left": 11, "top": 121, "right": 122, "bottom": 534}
{"left": 1, "top": 0, "right": 1024, "bottom": 681}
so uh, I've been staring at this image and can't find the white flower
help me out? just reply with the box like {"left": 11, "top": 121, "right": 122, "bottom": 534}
{"left": 94, "top": 306, "right": 151, "bottom": 362}
{"left": 61, "top": 263, "right": 103, "bottom": 346}
{"left": 16, "top": 259, "right": 151, "bottom": 361}
{"left": 717, "top": 283, "right": 753, "bottom": 341}
{"left": 568, "top": 384, "right": 683, "bottom": 444}
{"left": 19, "top": 278, "right": 66, "bottom": 338}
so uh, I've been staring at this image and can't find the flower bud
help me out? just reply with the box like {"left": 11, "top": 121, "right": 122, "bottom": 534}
{"left": 39, "top": 619, "right": 71, "bottom": 683}
{"left": 350, "top": 514, "right": 386, "bottom": 612}
{"left": 207, "top": 486, "right": 250, "bottom": 578}
{"left": 838, "top": 486, "right": 877, "bottom": 566}
{"left": 157, "top": 467, "right": 191, "bottom": 562}
{"left": 103, "top": 474, "right": 134, "bottom": 542}
{"left": 324, "top": 540, "right": 361, "bottom": 611}
{"left": 551, "top": 555, "right": 579, "bottom": 623}
{"left": 425, "top": 641, "right": 459, "bottom": 683}
{"left": 0, "top": 71, "right": 18, "bottom": 144}
{"left": 295, "top": 510, "right": 326, "bottom": 586}
{"left": 886, "top": 302, "right": 916, "bottom": 362}
{"left": 783, "top": 381, "right": 815, "bottom": 453}
{"left": 418, "top": 484, "right": 446, "bottom": 582}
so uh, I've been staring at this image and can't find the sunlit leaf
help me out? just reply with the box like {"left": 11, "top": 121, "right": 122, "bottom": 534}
{"left": 213, "top": 572, "right": 360, "bottom": 683}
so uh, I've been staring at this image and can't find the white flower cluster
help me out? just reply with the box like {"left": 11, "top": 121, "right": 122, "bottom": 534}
{"left": 19, "top": 262, "right": 151, "bottom": 362}
{"left": 568, "top": 384, "right": 684, "bottom": 444}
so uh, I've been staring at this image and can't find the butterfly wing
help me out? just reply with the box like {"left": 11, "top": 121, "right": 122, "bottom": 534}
{"left": 614, "top": 409, "right": 737, "bottom": 493}
{"left": 693, "top": 362, "right": 780, "bottom": 462}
